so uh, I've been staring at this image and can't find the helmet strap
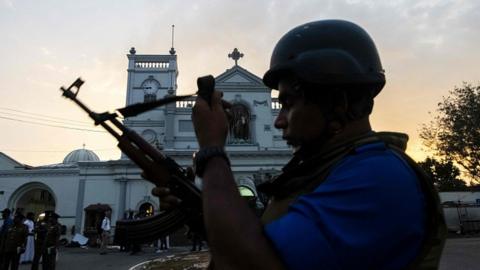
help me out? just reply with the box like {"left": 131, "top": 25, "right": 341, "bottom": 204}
{"left": 294, "top": 83, "right": 374, "bottom": 157}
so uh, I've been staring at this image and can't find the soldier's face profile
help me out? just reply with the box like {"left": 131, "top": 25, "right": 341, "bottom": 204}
{"left": 275, "top": 78, "right": 326, "bottom": 147}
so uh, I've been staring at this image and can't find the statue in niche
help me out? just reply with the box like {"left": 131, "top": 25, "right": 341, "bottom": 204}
{"left": 229, "top": 103, "right": 250, "bottom": 142}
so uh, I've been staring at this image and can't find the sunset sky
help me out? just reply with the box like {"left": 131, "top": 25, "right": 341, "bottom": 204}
{"left": 0, "top": 0, "right": 479, "bottom": 166}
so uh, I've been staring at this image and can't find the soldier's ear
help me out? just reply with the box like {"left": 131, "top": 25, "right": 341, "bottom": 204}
{"left": 325, "top": 102, "right": 348, "bottom": 135}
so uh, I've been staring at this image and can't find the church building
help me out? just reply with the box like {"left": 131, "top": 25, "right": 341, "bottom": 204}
{"left": 0, "top": 47, "right": 292, "bottom": 239}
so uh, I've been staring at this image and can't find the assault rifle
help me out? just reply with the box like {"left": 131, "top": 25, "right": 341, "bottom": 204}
{"left": 60, "top": 76, "right": 215, "bottom": 244}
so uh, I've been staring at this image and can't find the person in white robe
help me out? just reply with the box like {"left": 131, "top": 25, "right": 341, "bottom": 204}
{"left": 20, "top": 212, "right": 35, "bottom": 263}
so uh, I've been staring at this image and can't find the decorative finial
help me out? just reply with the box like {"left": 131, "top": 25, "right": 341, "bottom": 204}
{"left": 228, "top": 48, "right": 244, "bottom": 66}
{"left": 169, "top": 25, "right": 176, "bottom": 55}
{"left": 129, "top": 47, "right": 136, "bottom": 55}
{"left": 82, "top": 143, "right": 86, "bottom": 149}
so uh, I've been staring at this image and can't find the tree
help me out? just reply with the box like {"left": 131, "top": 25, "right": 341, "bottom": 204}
{"left": 420, "top": 83, "right": 480, "bottom": 183}
{"left": 418, "top": 157, "right": 467, "bottom": 191}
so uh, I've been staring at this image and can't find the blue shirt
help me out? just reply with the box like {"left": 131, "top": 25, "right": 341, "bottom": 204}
{"left": 264, "top": 142, "right": 426, "bottom": 270}
{"left": 1, "top": 217, "right": 13, "bottom": 235}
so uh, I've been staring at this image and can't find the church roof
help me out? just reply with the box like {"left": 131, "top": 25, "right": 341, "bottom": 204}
{"left": 63, "top": 148, "right": 100, "bottom": 164}
{"left": 0, "top": 152, "right": 31, "bottom": 170}
{"left": 215, "top": 65, "right": 267, "bottom": 89}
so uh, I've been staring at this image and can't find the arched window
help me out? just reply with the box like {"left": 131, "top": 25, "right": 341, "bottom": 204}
{"left": 238, "top": 186, "right": 255, "bottom": 197}
{"left": 139, "top": 202, "right": 154, "bottom": 217}
{"left": 141, "top": 77, "right": 160, "bottom": 103}
{"left": 238, "top": 186, "right": 257, "bottom": 211}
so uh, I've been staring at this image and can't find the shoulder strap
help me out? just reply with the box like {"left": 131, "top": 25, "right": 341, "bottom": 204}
{"left": 258, "top": 132, "right": 384, "bottom": 199}
{"left": 260, "top": 133, "right": 385, "bottom": 223}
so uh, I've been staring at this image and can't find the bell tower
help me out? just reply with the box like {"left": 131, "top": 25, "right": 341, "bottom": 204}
{"left": 123, "top": 46, "right": 178, "bottom": 152}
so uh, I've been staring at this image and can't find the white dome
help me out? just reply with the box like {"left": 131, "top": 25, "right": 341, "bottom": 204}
{"left": 63, "top": 149, "right": 100, "bottom": 164}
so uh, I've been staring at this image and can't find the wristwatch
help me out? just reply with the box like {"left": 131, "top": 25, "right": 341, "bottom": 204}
{"left": 194, "top": 146, "right": 230, "bottom": 177}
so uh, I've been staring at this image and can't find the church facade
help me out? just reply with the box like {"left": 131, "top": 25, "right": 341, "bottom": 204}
{"left": 0, "top": 48, "right": 292, "bottom": 239}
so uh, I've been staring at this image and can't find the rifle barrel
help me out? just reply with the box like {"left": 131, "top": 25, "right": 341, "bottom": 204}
{"left": 60, "top": 86, "right": 121, "bottom": 140}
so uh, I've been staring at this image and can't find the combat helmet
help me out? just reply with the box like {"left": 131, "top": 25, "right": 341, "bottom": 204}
{"left": 263, "top": 20, "right": 385, "bottom": 96}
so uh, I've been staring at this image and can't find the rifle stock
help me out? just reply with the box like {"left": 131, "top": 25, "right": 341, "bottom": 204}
{"left": 60, "top": 76, "right": 214, "bottom": 245}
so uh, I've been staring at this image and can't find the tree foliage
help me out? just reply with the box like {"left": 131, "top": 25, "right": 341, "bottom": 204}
{"left": 418, "top": 157, "right": 467, "bottom": 191}
{"left": 420, "top": 83, "right": 480, "bottom": 183}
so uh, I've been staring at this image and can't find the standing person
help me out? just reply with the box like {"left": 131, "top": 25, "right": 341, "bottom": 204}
{"left": 0, "top": 209, "right": 13, "bottom": 267}
{"left": 20, "top": 213, "right": 35, "bottom": 264}
{"left": 31, "top": 214, "right": 48, "bottom": 270}
{"left": 99, "top": 210, "right": 111, "bottom": 255}
{"left": 190, "top": 233, "right": 202, "bottom": 252}
{"left": 118, "top": 212, "right": 128, "bottom": 252}
{"left": 152, "top": 20, "right": 446, "bottom": 269}
{"left": 154, "top": 235, "right": 169, "bottom": 254}
{"left": 185, "top": 226, "right": 202, "bottom": 252}
{"left": 119, "top": 211, "right": 134, "bottom": 252}
{"left": 129, "top": 212, "right": 143, "bottom": 255}
{"left": 42, "top": 212, "right": 60, "bottom": 270}
{"left": 1, "top": 213, "right": 28, "bottom": 270}
{"left": 159, "top": 235, "right": 169, "bottom": 251}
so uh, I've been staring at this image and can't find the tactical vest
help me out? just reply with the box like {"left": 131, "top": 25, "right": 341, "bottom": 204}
{"left": 4, "top": 224, "right": 27, "bottom": 252}
{"left": 34, "top": 222, "right": 48, "bottom": 247}
{"left": 44, "top": 223, "right": 61, "bottom": 248}
{"left": 258, "top": 132, "right": 447, "bottom": 269}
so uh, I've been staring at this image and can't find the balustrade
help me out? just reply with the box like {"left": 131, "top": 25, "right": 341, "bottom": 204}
{"left": 176, "top": 100, "right": 196, "bottom": 108}
{"left": 271, "top": 98, "right": 282, "bottom": 110}
{"left": 134, "top": 61, "right": 170, "bottom": 69}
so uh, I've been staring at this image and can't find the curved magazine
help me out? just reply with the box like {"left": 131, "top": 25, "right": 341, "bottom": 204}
{"left": 114, "top": 208, "right": 203, "bottom": 245}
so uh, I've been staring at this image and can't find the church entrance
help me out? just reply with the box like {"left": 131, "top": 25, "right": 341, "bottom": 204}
{"left": 11, "top": 183, "right": 56, "bottom": 220}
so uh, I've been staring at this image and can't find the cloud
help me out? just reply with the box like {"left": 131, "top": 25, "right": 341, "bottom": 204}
{"left": 42, "top": 64, "right": 55, "bottom": 71}
{"left": 41, "top": 63, "right": 69, "bottom": 73}
{"left": 2, "top": 0, "right": 15, "bottom": 9}
{"left": 41, "top": 47, "right": 51, "bottom": 56}
{"left": 26, "top": 77, "right": 57, "bottom": 88}
{"left": 2, "top": 0, "right": 479, "bottom": 163}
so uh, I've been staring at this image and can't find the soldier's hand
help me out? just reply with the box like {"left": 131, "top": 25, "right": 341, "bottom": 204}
{"left": 151, "top": 186, "right": 182, "bottom": 210}
{"left": 142, "top": 171, "right": 182, "bottom": 210}
{"left": 192, "top": 91, "right": 231, "bottom": 148}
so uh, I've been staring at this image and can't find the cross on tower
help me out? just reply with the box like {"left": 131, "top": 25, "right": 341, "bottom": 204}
{"left": 228, "top": 48, "right": 244, "bottom": 66}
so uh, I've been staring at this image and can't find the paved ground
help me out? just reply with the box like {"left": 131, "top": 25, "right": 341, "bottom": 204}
{"left": 439, "top": 237, "right": 480, "bottom": 270}
{"left": 17, "top": 237, "right": 480, "bottom": 270}
{"left": 18, "top": 246, "right": 193, "bottom": 270}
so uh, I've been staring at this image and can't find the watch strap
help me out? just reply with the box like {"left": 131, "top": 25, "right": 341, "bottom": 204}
{"left": 194, "top": 146, "right": 230, "bottom": 177}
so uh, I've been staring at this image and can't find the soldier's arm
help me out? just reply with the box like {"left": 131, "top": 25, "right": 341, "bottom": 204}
{"left": 20, "top": 226, "right": 28, "bottom": 252}
{"left": 202, "top": 157, "right": 285, "bottom": 269}
{"left": 24, "top": 229, "right": 28, "bottom": 246}
{"left": 193, "top": 92, "right": 285, "bottom": 269}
